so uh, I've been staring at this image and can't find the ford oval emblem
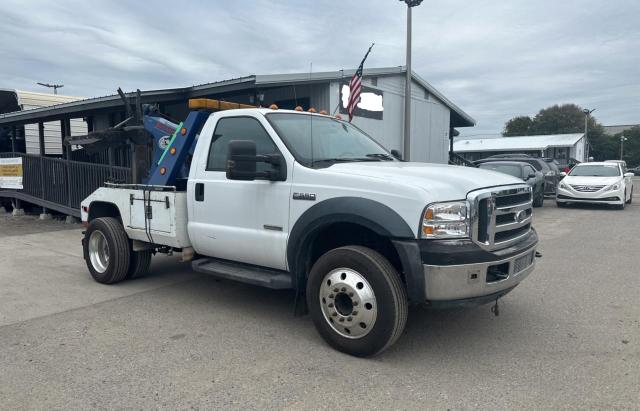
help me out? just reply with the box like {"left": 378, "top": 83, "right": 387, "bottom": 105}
{"left": 158, "top": 135, "right": 170, "bottom": 150}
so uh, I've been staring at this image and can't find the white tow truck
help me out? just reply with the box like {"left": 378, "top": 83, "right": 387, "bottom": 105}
{"left": 80, "top": 99, "right": 539, "bottom": 357}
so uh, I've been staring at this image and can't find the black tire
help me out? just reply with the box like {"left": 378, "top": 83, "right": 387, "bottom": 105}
{"left": 127, "top": 250, "right": 152, "bottom": 279}
{"left": 306, "top": 246, "right": 408, "bottom": 357}
{"left": 83, "top": 217, "right": 131, "bottom": 284}
{"left": 627, "top": 188, "right": 633, "bottom": 204}
{"left": 617, "top": 194, "right": 626, "bottom": 210}
{"left": 533, "top": 187, "right": 544, "bottom": 207}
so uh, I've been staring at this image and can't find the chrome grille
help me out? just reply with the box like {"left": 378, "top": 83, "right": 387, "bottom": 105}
{"left": 570, "top": 184, "right": 605, "bottom": 192}
{"left": 468, "top": 185, "right": 533, "bottom": 251}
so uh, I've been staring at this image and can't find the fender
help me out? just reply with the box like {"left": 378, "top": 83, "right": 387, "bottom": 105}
{"left": 287, "top": 197, "right": 416, "bottom": 312}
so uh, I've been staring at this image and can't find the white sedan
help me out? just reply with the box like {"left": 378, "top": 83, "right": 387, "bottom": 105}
{"left": 556, "top": 162, "right": 634, "bottom": 209}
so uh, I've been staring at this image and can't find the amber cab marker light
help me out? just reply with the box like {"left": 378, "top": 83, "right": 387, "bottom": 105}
{"left": 269, "top": 104, "right": 279, "bottom": 110}
{"left": 180, "top": 127, "right": 187, "bottom": 136}
{"left": 335, "top": 114, "right": 342, "bottom": 120}
{"left": 319, "top": 110, "right": 328, "bottom": 115}
{"left": 170, "top": 147, "right": 177, "bottom": 155}
{"left": 294, "top": 106, "right": 303, "bottom": 111}
{"left": 308, "top": 107, "right": 317, "bottom": 113}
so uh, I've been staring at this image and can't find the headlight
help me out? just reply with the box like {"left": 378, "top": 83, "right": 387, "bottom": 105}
{"left": 605, "top": 183, "right": 620, "bottom": 191}
{"left": 421, "top": 201, "right": 469, "bottom": 239}
{"left": 559, "top": 182, "right": 569, "bottom": 190}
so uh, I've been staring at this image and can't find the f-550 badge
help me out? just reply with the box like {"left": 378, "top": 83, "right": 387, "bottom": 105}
{"left": 293, "top": 192, "right": 316, "bottom": 201}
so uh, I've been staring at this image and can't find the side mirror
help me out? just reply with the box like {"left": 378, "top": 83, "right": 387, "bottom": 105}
{"left": 559, "top": 171, "right": 567, "bottom": 178}
{"left": 624, "top": 172, "right": 634, "bottom": 178}
{"left": 226, "top": 140, "right": 286, "bottom": 181}
{"left": 526, "top": 173, "right": 536, "bottom": 180}
{"left": 390, "top": 149, "right": 403, "bottom": 160}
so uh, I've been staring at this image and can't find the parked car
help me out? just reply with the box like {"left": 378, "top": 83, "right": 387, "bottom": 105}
{"left": 628, "top": 165, "right": 640, "bottom": 176}
{"left": 556, "top": 162, "right": 634, "bottom": 209}
{"left": 475, "top": 156, "right": 559, "bottom": 195}
{"left": 477, "top": 161, "right": 545, "bottom": 207}
{"left": 604, "top": 159, "right": 628, "bottom": 173}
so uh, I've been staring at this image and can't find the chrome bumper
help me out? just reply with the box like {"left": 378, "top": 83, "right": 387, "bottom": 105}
{"left": 423, "top": 246, "right": 536, "bottom": 302}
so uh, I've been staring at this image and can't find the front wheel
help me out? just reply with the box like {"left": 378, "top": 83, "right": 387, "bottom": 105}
{"left": 83, "top": 217, "right": 131, "bottom": 284}
{"left": 533, "top": 187, "right": 544, "bottom": 207}
{"left": 306, "top": 246, "right": 408, "bottom": 357}
{"left": 627, "top": 187, "right": 633, "bottom": 204}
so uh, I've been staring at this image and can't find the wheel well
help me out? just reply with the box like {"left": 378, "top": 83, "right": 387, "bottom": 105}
{"left": 88, "top": 201, "right": 121, "bottom": 222}
{"left": 303, "top": 222, "right": 404, "bottom": 281}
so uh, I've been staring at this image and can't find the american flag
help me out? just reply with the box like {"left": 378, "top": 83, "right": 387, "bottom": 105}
{"left": 347, "top": 43, "right": 374, "bottom": 122}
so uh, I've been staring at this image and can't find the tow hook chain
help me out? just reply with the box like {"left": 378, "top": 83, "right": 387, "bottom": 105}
{"left": 491, "top": 298, "right": 500, "bottom": 316}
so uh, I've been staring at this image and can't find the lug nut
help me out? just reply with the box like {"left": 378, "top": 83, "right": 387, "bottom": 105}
{"left": 353, "top": 301, "right": 358, "bottom": 306}
{"left": 328, "top": 303, "right": 334, "bottom": 308}
{"left": 332, "top": 312, "right": 337, "bottom": 317}
{"left": 339, "top": 318, "right": 344, "bottom": 322}
{"left": 349, "top": 292, "right": 354, "bottom": 297}
{"left": 329, "top": 294, "right": 334, "bottom": 299}
{"left": 333, "top": 288, "right": 339, "bottom": 293}
{"left": 341, "top": 287, "right": 346, "bottom": 292}
{"left": 352, "top": 311, "right": 358, "bottom": 315}
{"left": 347, "top": 317, "right": 352, "bottom": 322}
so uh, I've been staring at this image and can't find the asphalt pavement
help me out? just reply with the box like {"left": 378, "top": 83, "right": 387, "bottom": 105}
{"left": 0, "top": 187, "right": 638, "bottom": 410}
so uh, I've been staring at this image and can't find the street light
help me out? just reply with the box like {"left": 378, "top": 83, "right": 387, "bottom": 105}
{"left": 620, "top": 134, "right": 628, "bottom": 160}
{"left": 582, "top": 108, "right": 595, "bottom": 161}
{"left": 400, "top": 0, "right": 423, "bottom": 161}
{"left": 36, "top": 82, "right": 64, "bottom": 94}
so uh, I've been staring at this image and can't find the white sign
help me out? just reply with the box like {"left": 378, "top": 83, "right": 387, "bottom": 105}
{"left": 0, "top": 157, "right": 23, "bottom": 189}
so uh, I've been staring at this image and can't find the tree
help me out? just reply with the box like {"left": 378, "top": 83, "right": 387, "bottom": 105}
{"left": 613, "top": 126, "right": 640, "bottom": 167}
{"left": 502, "top": 103, "right": 614, "bottom": 162}
{"left": 503, "top": 116, "right": 534, "bottom": 136}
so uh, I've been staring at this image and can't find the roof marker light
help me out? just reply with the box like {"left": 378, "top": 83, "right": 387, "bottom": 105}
{"left": 295, "top": 106, "right": 303, "bottom": 111}
{"left": 319, "top": 110, "right": 328, "bottom": 115}
{"left": 269, "top": 104, "right": 279, "bottom": 110}
{"left": 335, "top": 114, "right": 342, "bottom": 120}
{"left": 180, "top": 127, "right": 187, "bottom": 136}
{"left": 308, "top": 107, "right": 317, "bottom": 113}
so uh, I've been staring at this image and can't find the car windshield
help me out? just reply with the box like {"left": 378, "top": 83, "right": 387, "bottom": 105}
{"left": 266, "top": 113, "right": 395, "bottom": 167}
{"left": 479, "top": 163, "right": 522, "bottom": 178}
{"left": 569, "top": 164, "right": 620, "bottom": 177}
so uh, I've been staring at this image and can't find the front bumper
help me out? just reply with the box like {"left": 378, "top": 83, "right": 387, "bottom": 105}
{"left": 556, "top": 186, "right": 623, "bottom": 205}
{"left": 393, "top": 230, "right": 538, "bottom": 307}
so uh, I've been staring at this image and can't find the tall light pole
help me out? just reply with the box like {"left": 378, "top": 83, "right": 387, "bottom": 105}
{"left": 582, "top": 108, "right": 595, "bottom": 161}
{"left": 400, "top": 0, "right": 423, "bottom": 161}
{"left": 37, "top": 82, "right": 64, "bottom": 94}
{"left": 620, "top": 134, "right": 627, "bottom": 160}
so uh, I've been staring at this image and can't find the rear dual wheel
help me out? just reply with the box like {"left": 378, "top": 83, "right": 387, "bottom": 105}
{"left": 83, "top": 217, "right": 152, "bottom": 284}
{"left": 306, "top": 246, "right": 408, "bottom": 357}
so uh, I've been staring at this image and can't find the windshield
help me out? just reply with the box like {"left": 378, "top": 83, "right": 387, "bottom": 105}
{"left": 479, "top": 163, "right": 523, "bottom": 178}
{"left": 569, "top": 164, "right": 620, "bottom": 177}
{"left": 266, "top": 113, "right": 394, "bottom": 167}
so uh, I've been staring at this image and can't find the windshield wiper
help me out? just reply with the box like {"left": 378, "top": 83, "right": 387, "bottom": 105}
{"left": 311, "top": 157, "right": 382, "bottom": 167}
{"left": 365, "top": 153, "right": 395, "bottom": 161}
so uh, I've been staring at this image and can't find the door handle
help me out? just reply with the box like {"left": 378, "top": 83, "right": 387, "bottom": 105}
{"left": 195, "top": 183, "right": 204, "bottom": 201}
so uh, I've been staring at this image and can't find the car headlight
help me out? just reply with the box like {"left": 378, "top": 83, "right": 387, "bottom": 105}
{"left": 559, "top": 182, "right": 569, "bottom": 190}
{"left": 421, "top": 201, "right": 470, "bottom": 239}
{"left": 605, "top": 183, "right": 620, "bottom": 191}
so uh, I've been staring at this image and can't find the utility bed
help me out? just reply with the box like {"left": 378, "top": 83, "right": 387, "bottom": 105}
{"left": 81, "top": 184, "right": 191, "bottom": 249}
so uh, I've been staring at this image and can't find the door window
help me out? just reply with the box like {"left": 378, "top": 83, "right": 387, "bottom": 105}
{"left": 206, "top": 117, "right": 278, "bottom": 172}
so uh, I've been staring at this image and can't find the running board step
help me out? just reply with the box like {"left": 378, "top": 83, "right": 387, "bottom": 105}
{"left": 192, "top": 258, "right": 293, "bottom": 289}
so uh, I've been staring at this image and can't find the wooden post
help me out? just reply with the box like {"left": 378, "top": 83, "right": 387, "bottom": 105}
{"left": 38, "top": 122, "right": 45, "bottom": 156}
{"left": 60, "top": 119, "right": 67, "bottom": 159}
{"left": 11, "top": 125, "right": 17, "bottom": 153}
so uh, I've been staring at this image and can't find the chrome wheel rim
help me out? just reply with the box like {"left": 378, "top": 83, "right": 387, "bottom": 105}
{"left": 319, "top": 268, "right": 377, "bottom": 339}
{"left": 88, "top": 230, "right": 109, "bottom": 273}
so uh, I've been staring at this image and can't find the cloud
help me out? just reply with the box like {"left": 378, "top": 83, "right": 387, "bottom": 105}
{"left": 0, "top": 0, "right": 638, "bottom": 133}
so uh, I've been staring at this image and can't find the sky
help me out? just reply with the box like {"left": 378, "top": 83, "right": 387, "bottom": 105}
{"left": 1, "top": 0, "right": 638, "bottom": 136}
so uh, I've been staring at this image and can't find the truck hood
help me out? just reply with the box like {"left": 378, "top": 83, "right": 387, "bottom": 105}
{"left": 563, "top": 175, "right": 621, "bottom": 186}
{"left": 326, "top": 162, "right": 523, "bottom": 199}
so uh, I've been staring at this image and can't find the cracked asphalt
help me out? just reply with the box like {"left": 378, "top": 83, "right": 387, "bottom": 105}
{"left": 0, "top": 185, "right": 638, "bottom": 410}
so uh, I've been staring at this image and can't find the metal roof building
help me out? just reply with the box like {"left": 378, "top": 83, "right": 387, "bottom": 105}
{"left": 0, "top": 67, "right": 475, "bottom": 164}
{"left": 454, "top": 133, "right": 586, "bottom": 164}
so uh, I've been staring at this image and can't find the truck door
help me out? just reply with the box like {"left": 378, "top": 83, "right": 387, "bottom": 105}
{"left": 188, "top": 115, "right": 290, "bottom": 270}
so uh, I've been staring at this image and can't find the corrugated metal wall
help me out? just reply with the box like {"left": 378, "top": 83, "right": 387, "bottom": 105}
{"left": 18, "top": 91, "right": 88, "bottom": 155}
{"left": 329, "top": 74, "right": 451, "bottom": 163}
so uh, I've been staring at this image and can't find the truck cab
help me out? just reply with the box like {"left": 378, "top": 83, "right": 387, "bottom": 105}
{"left": 81, "top": 103, "right": 539, "bottom": 357}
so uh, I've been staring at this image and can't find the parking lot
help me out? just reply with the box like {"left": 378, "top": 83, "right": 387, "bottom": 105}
{"left": 1, "top": 186, "right": 639, "bottom": 410}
